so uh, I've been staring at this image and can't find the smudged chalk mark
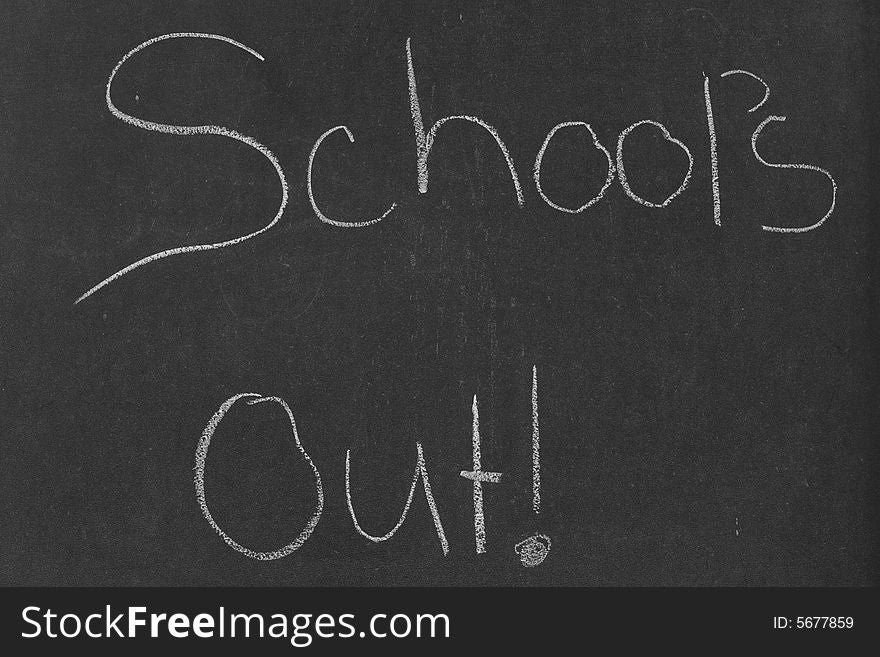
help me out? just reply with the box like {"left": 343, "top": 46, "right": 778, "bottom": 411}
{"left": 515, "top": 533, "right": 551, "bottom": 567}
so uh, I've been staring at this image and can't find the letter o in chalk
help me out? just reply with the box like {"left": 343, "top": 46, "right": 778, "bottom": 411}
{"left": 616, "top": 119, "right": 693, "bottom": 208}
{"left": 194, "top": 393, "right": 324, "bottom": 560}
{"left": 533, "top": 121, "right": 616, "bottom": 214}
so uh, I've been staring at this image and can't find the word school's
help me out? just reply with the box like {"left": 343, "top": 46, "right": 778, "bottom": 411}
{"left": 76, "top": 32, "right": 837, "bottom": 304}
{"left": 195, "top": 367, "right": 547, "bottom": 566}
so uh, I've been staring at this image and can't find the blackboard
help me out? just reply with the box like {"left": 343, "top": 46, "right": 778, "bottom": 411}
{"left": 1, "top": 0, "right": 877, "bottom": 586}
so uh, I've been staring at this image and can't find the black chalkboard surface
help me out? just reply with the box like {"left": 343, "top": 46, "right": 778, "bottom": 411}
{"left": 1, "top": 0, "right": 876, "bottom": 586}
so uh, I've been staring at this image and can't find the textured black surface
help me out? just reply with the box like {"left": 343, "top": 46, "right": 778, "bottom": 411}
{"left": 1, "top": 0, "right": 876, "bottom": 585}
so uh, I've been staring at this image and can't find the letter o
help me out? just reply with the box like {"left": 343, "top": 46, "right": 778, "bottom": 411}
{"left": 390, "top": 614, "right": 412, "bottom": 638}
{"left": 616, "top": 119, "right": 693, "bottom": 208}
{"left": 60, "top": 614, "right": 82, "bottom": 638}
{"left": 194, "top": 393, "right": 324, "bottom": 560}
{"left": 533, "top": 121, "right": 615, "bottom": 213}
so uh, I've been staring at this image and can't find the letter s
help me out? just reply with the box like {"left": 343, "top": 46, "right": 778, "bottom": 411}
{"left": 21, "top": 606, "right": 41, "bottom": 638}
{"left": 751, "top": 115, "right": 837, "bottom": 233}
{"left": 76, "top": 33, "right": 288, "bottom": 304}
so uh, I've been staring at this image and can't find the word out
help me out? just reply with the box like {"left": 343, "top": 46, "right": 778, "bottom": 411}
{"left": 194, "top": 367, "right": 547, "bottom": 565}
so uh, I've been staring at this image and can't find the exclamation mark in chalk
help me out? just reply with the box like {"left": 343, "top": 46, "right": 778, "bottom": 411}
{"left": 515, "top": 364, "right": 551, "bottom": 567}
{"left": 532, "top": 364, "right": 540, "bottom": 515}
